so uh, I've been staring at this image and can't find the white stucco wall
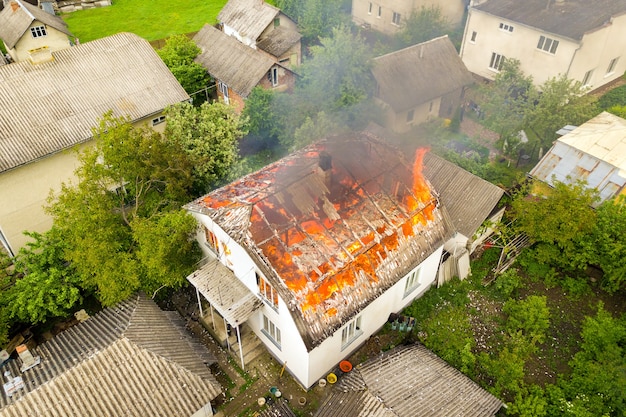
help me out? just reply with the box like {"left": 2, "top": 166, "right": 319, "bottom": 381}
{"left": 191, "top": 211, "right": 446, "bottom": 388}
{"left": 10, "top": 22, "right": 71, "bottom": 63}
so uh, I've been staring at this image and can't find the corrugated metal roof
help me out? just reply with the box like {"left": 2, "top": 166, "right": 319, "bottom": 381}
{"left": 0, "top": 0, "right": 72, "bottom": 49}
{"left": 556, "top": 112, "right": 626, "bottom": 171}
{"left": 186, "top": 133, "right": 455, "bottom": 350}
{"left": 423, "top": 153, "right": 504, "bottom": 238}
{"left": 474, "top": 0, "right": 626, "bottom": 42}
{"left": 258, "top": 401, "right": 298, "bottom": 417}
{"left": 256, "top": 26, "right": 301, "bottom": 59}
{"left": 194, "top": 24, "right": 279, "bottom": 98}
{"left": 218, "top": 0, "right": 279, "bottom": 42}
{"left": 187, "top": 258, "right": 263, "bottom": 326}
{"left": 0, "top": 32, "right": 189, "bottom": 174}
{"left": 372, "top": 36, "right": 474, "bottom": 113}
{"left": 0, "top": 294, "right": 222, "bottom": 417}
{"left": 316, "top": 344, "right": 502, "bottom": 417}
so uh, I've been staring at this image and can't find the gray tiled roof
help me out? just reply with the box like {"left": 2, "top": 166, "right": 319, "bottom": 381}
{"left": 316, "top": 344, "right": 502, "bottom": 417}
{"left": 372, "top": 36, "right": 474, "bottom": 113}
{"left": 193, "top": 24, "right": 278, "bottom": 98}
{"left": 256, "top": 26, "right": 301, "bottom": 58}
{"left": 218, "top": 0, "right": 279, "bottom": 42}
{"left": 186, "top": 133, "right": 454, "bottom": 350}
{"left": 0, "top": 294, "right": 221, "bottom": 417}
{"left": 474, "top": 0, "right": 626, "bottom": 41}
{"left": 0, "top": 0, "right": 72, "bottom": 49}
{"left": 0, "top": 32, "right": 189, "bottom": 174}
{"left": 423, "top": 153, "right": 504, "bottom": 238}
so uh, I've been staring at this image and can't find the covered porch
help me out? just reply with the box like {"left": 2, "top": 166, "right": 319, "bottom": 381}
{"left": 187, "top": 259, "right": 263, "bottom": 370}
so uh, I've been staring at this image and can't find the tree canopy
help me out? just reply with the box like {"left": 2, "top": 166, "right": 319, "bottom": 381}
{"left": 157, "top": 34, "right": 211, "bottom": 99}
{"left": 396, "top": 6, "right": 451, "bottom": 49}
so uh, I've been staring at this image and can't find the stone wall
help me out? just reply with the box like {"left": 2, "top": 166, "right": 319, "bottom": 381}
{"left": 56, "top": 0, "right": 111, "bottom": 13}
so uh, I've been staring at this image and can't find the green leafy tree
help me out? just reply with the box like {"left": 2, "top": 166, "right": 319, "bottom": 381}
{"left": 4, "top": 229, "right": 82, "bottom": 324}
{"left": 241, "top": 86, "right": 285, "bottom": 154}
{"left": 275, "top": 0, "right": 348, "bottom": 43}
{"left": 396, "top": 6, "right": 450, "bottom": 48}
{"left": 47, "top": 113, "right": 198, "bottom": 306}
{"left": 524, "top": 75, "right": 599, "bottom": 150}
{"left": 164, "top": 101, "right": 248, "bottom": 193}
{"left": 480, "top": 59, "right": 536, "bottom": 154}
{"left": 511, "top": 179, "right": 599, "bottom": 270}
{"left": 292, "top": 111, "right": 342, "bottom": 150}
{"left": 157, "top": 34, "right": 210, "bottom": 98}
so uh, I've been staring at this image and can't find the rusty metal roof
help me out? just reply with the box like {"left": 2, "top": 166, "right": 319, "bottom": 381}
{"left": 186, "top": 134, "right": 454, "bottom": 350}
{"left": 187, "top": 258, "right": 263, "bottom": 326}
{"left": 0, "top": 294, "right": 222, "bottom": 417}
{"left": 0, "top": 0, "right": 72, "bottom": 49}
{"left": 218, "top": 0, "right": 280, "bottom": 42}
{"left": 315, "top": 344, "right": 503, "bottom": 417}
{"left": 474, "top": 0, "right": 626, "bottom": 42}
{"left": 372, "top": 36, "right": 474, "bottom": 113}
{"left": 0, "top": 32, "right": 189, "bottom": 174}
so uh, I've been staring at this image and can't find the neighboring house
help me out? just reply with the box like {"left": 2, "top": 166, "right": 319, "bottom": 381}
{"left": 0, "top": 0, "right": 72, "bottom": 63}
{"left": 372, "top": 36, "right": 475, "bottom": 133}
{"left": 352, "top": 0, "right": 467, "bottom": 36}
{"left": 185, "top": 132, "right": 456, "bottom": 388}
{"left": 0, "top": 294, "right": 222, "bottom": 417}
{"left": 0, "top": 32, "right": 190, "bottom": 255}
{"left": 530, "top": 111, "right": 626, "bottom": 205}
{"left": 460, "top": 0, "right": 626, "bottom": 90}
{"left": 315, "top": 344, "right": 502, "bottom": 417}
{"left": 193, "top": 24, "right": 296, "bottom": 113}
{"left": 218, "top": 0, "right": 301, "bottom": 66}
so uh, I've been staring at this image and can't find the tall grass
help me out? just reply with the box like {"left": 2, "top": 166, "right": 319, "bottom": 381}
{"left": 61, "top": 0, "right": 228, "bottom": 43}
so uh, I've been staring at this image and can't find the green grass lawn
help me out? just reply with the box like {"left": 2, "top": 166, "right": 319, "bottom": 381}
{"left": 61, "top": 0, "right": 228, "bottom": 43}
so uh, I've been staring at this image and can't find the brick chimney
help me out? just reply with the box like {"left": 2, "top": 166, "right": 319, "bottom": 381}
{"left": 10, "top": 1, "right": 19, "bottom": 12}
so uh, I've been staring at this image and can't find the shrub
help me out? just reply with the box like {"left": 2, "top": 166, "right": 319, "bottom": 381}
{"left": 503, "top": 295, "right": 550, "bottom": 344}
{"left": 598, "top": 84, "right": 626, "bottom": 110}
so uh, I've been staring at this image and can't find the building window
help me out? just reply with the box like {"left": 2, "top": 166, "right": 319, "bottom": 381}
{"left": 341, "top": 315, "right": 362, "bottom": 350}
{"left": 203, "top": 226, "right": 219, "bottom": 252}
{"left": 498, "top": 22, "right": 514, "bottom": 32}
{"left": 407, "top": 109, "right": 414, "bottom": 123}
{"left": 403, "top": 267, "right": 422, "bottom": 297}
{"left": 537, "top": 35, "right": 559, "bottom": 54}
{"left": 377, "top": 5, "right": 381, "bottom": 18}
{"left": 489, "top": 52, "right": 505, "bottom": 71}
{"left": 30, "top": 26, "right": 47, "bottom": 38}
{"left": 218, "top": 81, "right": 229, "bottom": 104}
{"left": 268, "top": 67, "right": 278, "bottom": 86}
{"left": 151, "top": 115, "right": 166, "bottom": 126}
{"left": 470, "top": 31, "right": 477, "bottom": 42}
{"left": 428, "top": 102, "right": 433, "bottom": 112}
{"left": 368, "top": 2, "right": 372, "bottom": 14}
{"left": 606, "top": 57, "right": 619, "bottom": 75}
{"left": 257, "top": 272, "right": 279, "bottom": 309}
{"left": 262, "top": 314, "right": 281, "bottom": 349}
{"left": 582, "top": 69, "right": 594, "bottom": 86}
{"left": 392, "top": 12, "right": 401, "bottom": 26}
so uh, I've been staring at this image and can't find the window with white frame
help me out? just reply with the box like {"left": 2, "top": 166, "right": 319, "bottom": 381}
{"left": 606, "top": 57, "right": 619, "bottom": 75}
{"left": 403, "top": 267, "right": 422, "bottom": 297}
{"left": 257, "top": 272, "right": 279, "bottom": 308}
{"left": 582, "top": 69, "right": 594, "bottom": 86}
{"left": 341, "top": 315, "right": 362, "bottom": 350}
{"left": 392, "top": 12, "right": 401, "bottom": 26}
{"left": 498, "top": 22, "right": 514, "bottom": 32}
{"left": 262, "top": 314, "right": 281, "bottom": 348}
{"left": 30, "top": 26, "right": 47, "bottom": 38}
{"left": 537, "top": 35, "right": 559, "bottom": 54}
{"left": 268, "top": 67, "right": 278, "bottom": 87}
{"left": 218, "top": 80, "right": 229, "bottom": 104}
{"left": 470, "top": 31, "right": 477, "bottom": 42}
{"left": 151, "top": 115, "right": 166, "bottom": 126}
{"left": 489, "top": 52, "right": 505, "bottom": 71}
{"left": 368, "top": 2, "right": 372, "bottom": 14}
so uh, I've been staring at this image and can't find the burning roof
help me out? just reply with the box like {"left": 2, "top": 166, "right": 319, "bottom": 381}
{"left": 187, "top": 133, "right": 454, "bottom": 349}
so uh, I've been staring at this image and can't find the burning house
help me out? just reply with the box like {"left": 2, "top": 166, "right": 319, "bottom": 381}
{"left": 185, "top": 133, "right": 456, "bottom": 388}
